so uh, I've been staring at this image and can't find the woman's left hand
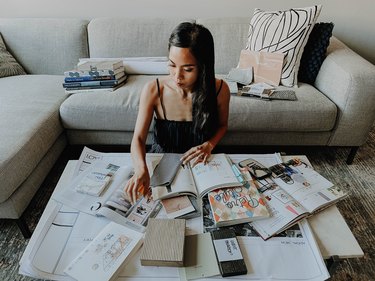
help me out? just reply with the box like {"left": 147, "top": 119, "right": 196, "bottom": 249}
{"left": 180, "top": 141, "right": 214, "bottom": 167}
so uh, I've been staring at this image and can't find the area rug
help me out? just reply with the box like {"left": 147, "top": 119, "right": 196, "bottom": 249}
{"left": 1, "top": 128, "right": 374, "bottom": 281}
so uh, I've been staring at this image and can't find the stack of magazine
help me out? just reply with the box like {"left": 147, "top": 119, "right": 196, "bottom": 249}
{"left": 63, "top": 60, "right": 127, "bottom": 94}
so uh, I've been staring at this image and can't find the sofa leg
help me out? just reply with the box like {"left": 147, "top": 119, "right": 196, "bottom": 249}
{"left": 16, "top": 217, "right": 32, "bottom": 239}
{"left": 346, "top": 146, "right": 359, "bottom": 165}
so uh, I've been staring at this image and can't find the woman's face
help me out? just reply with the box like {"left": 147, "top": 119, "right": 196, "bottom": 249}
{"left": 168, "top": 46, "right": 199, "bottom": 91}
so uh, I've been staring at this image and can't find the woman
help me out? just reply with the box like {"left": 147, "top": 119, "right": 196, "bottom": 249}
{"left": 124, "top": 22, "right": 230, "bottom": 203}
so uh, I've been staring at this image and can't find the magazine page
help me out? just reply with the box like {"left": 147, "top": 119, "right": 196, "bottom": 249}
{"left": 271, "top": 156, "right": 347, "bottom": 213}
{"left": 54, "top": 161, "right": 133, "bottom": 216}
{"left": 97, "top": 195, "right": 162, "bottom": 233}
{"left": 191, "top": 153, "right": 241, "bottom": 197}
{"left": 53, "top": 147, "right": 162, "bottom": 232}
{"left": 249, "top": 176, "right": 310, "bottom": 240}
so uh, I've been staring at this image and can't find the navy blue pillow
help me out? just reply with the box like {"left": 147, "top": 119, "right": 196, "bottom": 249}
{"left": 298, "top": 22, "right": 334, "bottom": 85}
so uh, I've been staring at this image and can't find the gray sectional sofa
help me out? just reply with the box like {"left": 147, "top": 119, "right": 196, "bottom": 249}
{"left": 1, "top": 17, "right": 375, "bottom": 238}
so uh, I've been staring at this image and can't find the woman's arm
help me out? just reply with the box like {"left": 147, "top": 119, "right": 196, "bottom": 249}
{"left": 181, "top": 79, "right": 230, "bottom": 166}
{"left": 208, "top": 79, "right": 230, "bottom": 148}
{"left": 124, "top": 80, "right": 158, "bottom": 203}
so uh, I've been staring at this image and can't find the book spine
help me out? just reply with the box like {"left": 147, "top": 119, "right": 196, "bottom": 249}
{"left": 63, "top": 79, "right": 121, "bottom": 88}
{"left": 64, "top": 85, "right": 118, "bottom": 91}
{"left": 64, "top": 75, "right": 115, "bottom": 82}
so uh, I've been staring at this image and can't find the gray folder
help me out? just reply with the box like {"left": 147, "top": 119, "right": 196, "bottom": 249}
{"left": 150, "top": 153, "right": 182, "bottom": 187}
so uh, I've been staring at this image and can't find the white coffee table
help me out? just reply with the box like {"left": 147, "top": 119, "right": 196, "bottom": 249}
{"left": 20, "top": 155, "right": 364, "bottom": 280}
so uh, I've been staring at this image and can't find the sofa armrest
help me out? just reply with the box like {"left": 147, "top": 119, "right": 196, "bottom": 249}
{"left": 314, "top": 37, "right": 375, "bottom": 146}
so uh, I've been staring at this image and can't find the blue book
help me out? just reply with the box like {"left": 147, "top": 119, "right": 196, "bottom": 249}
{"left": 63, "top": 76, "right": 126, "bottom": 88}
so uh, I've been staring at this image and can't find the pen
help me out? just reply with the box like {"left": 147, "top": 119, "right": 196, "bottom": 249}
{"left": 231, "top": 164, "right": 246, "bottom": 185}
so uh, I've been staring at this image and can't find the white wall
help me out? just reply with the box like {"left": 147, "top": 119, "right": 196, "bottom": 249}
{"left": 2, "top": 0, "right": 374, "bottom": 64}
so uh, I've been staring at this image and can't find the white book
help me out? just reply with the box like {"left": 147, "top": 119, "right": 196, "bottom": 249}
{"left": 77, "top": 60, "right": 123, "bottom": 71}
{"left": 64, "top": 222, "right": 143, "bottom": 281}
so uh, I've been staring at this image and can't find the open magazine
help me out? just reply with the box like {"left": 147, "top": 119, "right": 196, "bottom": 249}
{"left": 53, "top": 147, "right": 161, "bottom": 233}
{"left": 238, "top": 155, "right": 347, "bottom": 240}
{"left": 151, "top": 153, "right": 243, "bottom": 200}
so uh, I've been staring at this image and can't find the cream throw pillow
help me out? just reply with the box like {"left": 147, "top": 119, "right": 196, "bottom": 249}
{"left": 245, "top": 5, "right": 322, "bottom": 87}
{"left": 0, "top": 34, "right": 26, "bottom": 78}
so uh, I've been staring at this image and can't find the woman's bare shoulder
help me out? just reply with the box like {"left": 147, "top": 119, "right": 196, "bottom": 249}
{"left": 143, "top": 77, "right": 171, "bottom": 91}
{"left": 141, "top": 79, "right": 160, "bottom": 98}
{"left": 215, "top": 78, "right": 230, "bottom": 96}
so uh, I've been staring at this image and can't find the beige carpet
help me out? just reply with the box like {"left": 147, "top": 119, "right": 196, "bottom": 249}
{"left": 0, "top": 127, "right": 374, "bottom": 281}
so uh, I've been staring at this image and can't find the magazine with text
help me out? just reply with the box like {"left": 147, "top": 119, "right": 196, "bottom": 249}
{"left": 53, "top": 147, "right": 161, "bottom": 233}
{"left": 239, "top": 155, "right": 347, "bottom": 240}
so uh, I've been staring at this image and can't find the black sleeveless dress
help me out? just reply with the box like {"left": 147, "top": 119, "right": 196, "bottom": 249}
{"left": 149, "top": 79, "right": 223, "bottom": 153}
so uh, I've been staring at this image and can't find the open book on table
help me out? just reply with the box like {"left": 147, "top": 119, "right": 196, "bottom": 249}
{"left": 53, "top": 147, "right": 161, "bottom": 233}
{"left": 239, "top": 154, "right": 348, "bottom": 240}
{"left": 151, "top": 153, "right": 243, "bottom": 201}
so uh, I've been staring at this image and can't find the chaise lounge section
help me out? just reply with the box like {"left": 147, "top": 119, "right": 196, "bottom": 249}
{"left": 0, "top": 18, "right": 89, "bottom": 237}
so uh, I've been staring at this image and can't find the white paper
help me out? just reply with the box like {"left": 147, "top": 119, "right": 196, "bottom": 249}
{"left": 64, "top": 222, "right": 144, "bottom": 281}
{"left": 21, "top": 200, "right": 108, "bottom": 281}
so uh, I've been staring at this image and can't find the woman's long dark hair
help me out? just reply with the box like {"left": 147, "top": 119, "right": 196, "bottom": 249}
{"left": 168, "top": 22, "right": 218, "bottom": 137}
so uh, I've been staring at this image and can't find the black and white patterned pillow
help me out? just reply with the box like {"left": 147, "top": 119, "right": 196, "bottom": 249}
{"left": 245, "top": 5, "right": 322, "bottom": 87}
{"left": 0, "top": 34, "right": 26, "bottom": 78}
{"left": 298, "top": 22, "right": 334, "bottom": 85}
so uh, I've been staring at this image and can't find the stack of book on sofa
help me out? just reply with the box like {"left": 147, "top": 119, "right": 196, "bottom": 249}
{"left": 63, "top": 60, "right": 127, "bottom": 93}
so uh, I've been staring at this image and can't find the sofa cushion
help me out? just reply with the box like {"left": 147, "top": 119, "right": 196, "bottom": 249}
{"left": 245, "top": 6, "right": 322, "bottom": 87}
{"left": 0, "top": 75, "right": 69, "bottom": 203}
{"left": 60, "top": 75, "right": 157, "bottom": 131}
{"left": 298, "top": 22, "right": 334, "bottom": 85}
{"left": 88, "top": 18, "right": 194, "bottom": 58}
{"left": 61, "top": 75, "right": 337, "bottom": 134}
{"left": 0, "top": 33, "right": 26, "bottom": 78}
{"left": 0, "top": 18, "right": 89, "bottom": 75}
{"left": 196, "top": 17, "right": 250, "bottom": 75}
{"left": 227, "top": 82, "right": 337, "bottom": 132}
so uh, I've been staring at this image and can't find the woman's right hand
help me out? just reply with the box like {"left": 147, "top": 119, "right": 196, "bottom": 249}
{"left": 123, "top": 169, "right": 150, "bottom": 204}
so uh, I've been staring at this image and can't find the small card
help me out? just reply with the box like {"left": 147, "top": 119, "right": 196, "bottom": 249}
{"left": 75, "top": 162, "right": 120, "bottom": 196}
{"left": 241, "top": 82, "right": 275, "bottom": 98}
{"left": 226, "top": 68, "right": 253, "bottom": 85}
{"left": 211, "top": 229, "right": 247, "bottom": 277}
{"left": 224, "top": 79, "right": 239, "bottom": 94}
{"left": 238, "top": 50, "right": 284, "bottom": 86}
{"left": 161, "top": 196, "right": 196, "bottom": 219}
{"left": 179, "top": 233, "right": 220, "bottom": 281}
